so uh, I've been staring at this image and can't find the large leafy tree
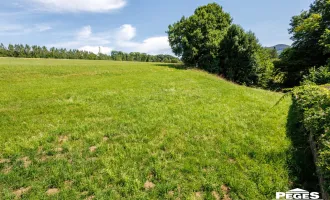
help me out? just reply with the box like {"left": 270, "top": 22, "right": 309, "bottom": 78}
{"left": 219, "top": 25, "right": 272, "bottom": 87}
{"left": 167, "top": 3, "right": 232, "bottom": 73}
{"left": 275, "top": 0, "right": 330, "bottom": 87}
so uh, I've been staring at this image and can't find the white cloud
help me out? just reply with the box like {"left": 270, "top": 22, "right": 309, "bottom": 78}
{"left": 113, "top": 25, "right": 171, "bottom": 54}
{"left": 49, "top": 25, "right": 112, "bottom": 53}
{"left": 50, "top": 24, "right": 172, "bottom": 55}
{"left": 29, "top": 0, "right": 126, "bottom": 12}
{"left": 77, "top": 26, "right": 92, "bottom": 39}
{"left": 136, "top": 36, "right": 171, "bottom": 55}
{"left": 116, "top": 24, "right": 136, "bottom": 41}
{"left": 79, "top": 46, "right": 112, "bottom": 54}
{"left": 51, "top": 25, "right": 110, "bottom": 48}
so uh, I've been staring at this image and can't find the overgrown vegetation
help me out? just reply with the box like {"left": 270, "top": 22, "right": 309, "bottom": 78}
{"left": 0, "top": 58, "right": 294, "bottom": 199}
{"left": 274, "top": 0, "right": 330, "bottom": 87}
{"left": 302, "top": 64, "right": 330, "bottom": 85}
{"left": 0, "top": 43, "right": 180, "bottom": 63}
{"left": 219, "top": 25, "right": 274, "bottom": 88}
{"left": 291, "top": 85, "right": 330, "bottom": 195}
{"left": 167, "top": 3, "right": 276, "bottom": 89}
{"left": 168, "top": 1, "right": 330, "bottom": 89}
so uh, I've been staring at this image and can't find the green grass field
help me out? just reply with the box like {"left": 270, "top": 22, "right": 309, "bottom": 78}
{"left": 0, "top": 58, "right": 293, "bottom": 199}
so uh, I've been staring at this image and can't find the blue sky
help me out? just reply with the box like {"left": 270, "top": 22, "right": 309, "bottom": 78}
{"left": 0, "top": 0, "right": 314, "bottom": 55}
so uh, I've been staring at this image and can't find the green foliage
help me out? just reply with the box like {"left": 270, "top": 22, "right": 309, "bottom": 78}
{"left": 264, "top": 47, "right": 278, "bottom": 59}
{"left": 275, "top": 0, "right": 330, "bottom": 87}
{"left": 168, "top": 3, "right": 276, "bottom": 89}
{"left": 302, "top": 65, "right": 330, "bottom": 85}
{"left": 167, "top": 3, "right": 232, "bottom": 72}
{"left": 0, "top": 43, "right": 180, "bottom": 63}
{"left": 255, "top": 48, "right": 276, "bottom": 88}
{"left": 292, "top": 85, "right": 330, "bottom": 194}
{"left": 320, "top": 29, "right": 330, "bottom": 53}
{"left": 274, "top": 47, "right": 308, "bottom": 87}
{"left": 219, "top": 25, "right": 274, "bottom": 87}
{"left": 0, "top": 58, "right": 294, "bottom": 199}
{"left": 219, "top": 25, "right": 259, "bottom": 85}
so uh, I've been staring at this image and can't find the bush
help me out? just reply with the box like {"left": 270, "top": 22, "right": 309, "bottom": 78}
{"left": 219, "top": 25, "right": 274, "bottom": 88}
{"left": 292, "top": 85, "right": 330, "bottom": 195}
{"left": 302, "top": 65, "right": 330, "bottom": 85}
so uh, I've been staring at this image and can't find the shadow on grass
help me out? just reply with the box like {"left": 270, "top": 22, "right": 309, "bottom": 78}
{"left": 286, "top": 103, "right": 320, "bottom": 192}
{"left": 155, "top": 63, "right": 188, "bottom": 70}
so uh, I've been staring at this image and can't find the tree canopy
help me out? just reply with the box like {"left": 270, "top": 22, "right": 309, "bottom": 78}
{"left": 275, "top": 0, "right": 330, "bottom": 87}
{"left": 219, "top": 25, "right": 273, "bottom": 87}
{"left": 167, "top": 3, "right": 275, "bottom": 89}
{"left": 167, "top": 3, "right": 232, "bottom": 72}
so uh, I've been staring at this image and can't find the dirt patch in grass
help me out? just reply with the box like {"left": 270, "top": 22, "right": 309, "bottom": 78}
{"left": 195, "top": 192, "right": 202, "bottom": 199}
{"left": 221, "top": 185, "right": 231, "bottom": 200}
{"left": 103, "top": 136, "right": 109, "bottom": 141}
{"left": 46, "top": 188, "right": 59, "bottom": 196}
{"left": 64, "top": 180, "right": 73, "bottom": 188}
{"left": 55, "top": 153, "right": 66, "bottom": 159}
{"left": 144, "top": 181, "right": 155, "bottom": 190}
{"left": 86, "top": 195, "right": 95, "bottom": 200}
{"left": 89, "top": 146, "right": 97, "bottom": 152}
{"left": 212, "top": 191, "right": 220, "bottom": 200}
{"left": 3, "top": 165, "right": 12, "bottom": 174}
{"left": 13, "top": 187, "right": 31, "bottom": 198}
{"left": 39, "top": 155, "right": 49, "bottom": 162}
{"left": 0, "top": 158, "right": 10, "bottom": 164}
{"left": 58, "top": 135, "right": 68, "bottom": 143}
{"left": 87, "top": 157, "right": 98, "bottom": 162}
{"left": 19, "top": 157, "right": 31, "bottom": 168}
{"left": 55, "top": 147, "right": 63, "bottom": 152}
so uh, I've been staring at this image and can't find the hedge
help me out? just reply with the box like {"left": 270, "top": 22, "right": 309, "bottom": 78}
{"left": 292, "top": 85, "right": 330, "bottom": 197}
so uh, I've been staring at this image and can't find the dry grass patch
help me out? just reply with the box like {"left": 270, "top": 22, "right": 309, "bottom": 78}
{"left": 46, "top": 188, "right": 59, "bottom": 196}
{"left": 58, "top": 135, "right": 68, "bottom": 143}
{"left": 89, "top": 146, "right": 97, "bottom": 152}
{"left": 221, "top": 185, "right": 231, "bottom": 200}
{"left": 13, "top": 187, "right": 31, "bottom": 199}
{"left": 144, "top": 181, "right": 155, "bottom": 190}
{"left": 19, "top": 157, "right": 31, "bottom": 168}
{"left": 0, "top": 159, "right": 10, "bottom": 164}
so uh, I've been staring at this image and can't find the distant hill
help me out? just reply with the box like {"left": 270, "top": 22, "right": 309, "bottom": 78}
{"left": 266, "top": 44, "right": 290, "bottom": 54}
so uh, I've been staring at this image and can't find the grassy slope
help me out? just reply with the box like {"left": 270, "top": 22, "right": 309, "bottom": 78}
{"left": 0, "top": 58, "right": 292, "bottom": 199}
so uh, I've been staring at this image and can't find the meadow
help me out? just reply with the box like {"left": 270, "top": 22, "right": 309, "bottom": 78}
{"left": 0, "top": 58, "right": 294, "bottom": 199}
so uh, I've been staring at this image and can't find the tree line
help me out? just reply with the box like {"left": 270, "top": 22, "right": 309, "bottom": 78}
{"left": 167, "top": 1, "right": 330, "bottom": 89}
{"left": 0, "top": 43, "right": 181, "bottom": 63}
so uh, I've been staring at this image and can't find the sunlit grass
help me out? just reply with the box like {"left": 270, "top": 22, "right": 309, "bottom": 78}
{"left": 0, "top": 58, "right": 292, "bottom": 199}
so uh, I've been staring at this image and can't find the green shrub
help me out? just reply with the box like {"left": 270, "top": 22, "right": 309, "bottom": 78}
{"left": 219, "top": 25, "right": 274, "bottom": 88}
{"left": 292, "top": 85, "right": 330, "bottom": 194}
{"left": 302, "top": 65, "right": 330, "bottom": 85}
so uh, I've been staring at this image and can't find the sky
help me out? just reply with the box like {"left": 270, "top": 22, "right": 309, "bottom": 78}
{"left": 0, "top": 0, "right": 314, "bottom": 55}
